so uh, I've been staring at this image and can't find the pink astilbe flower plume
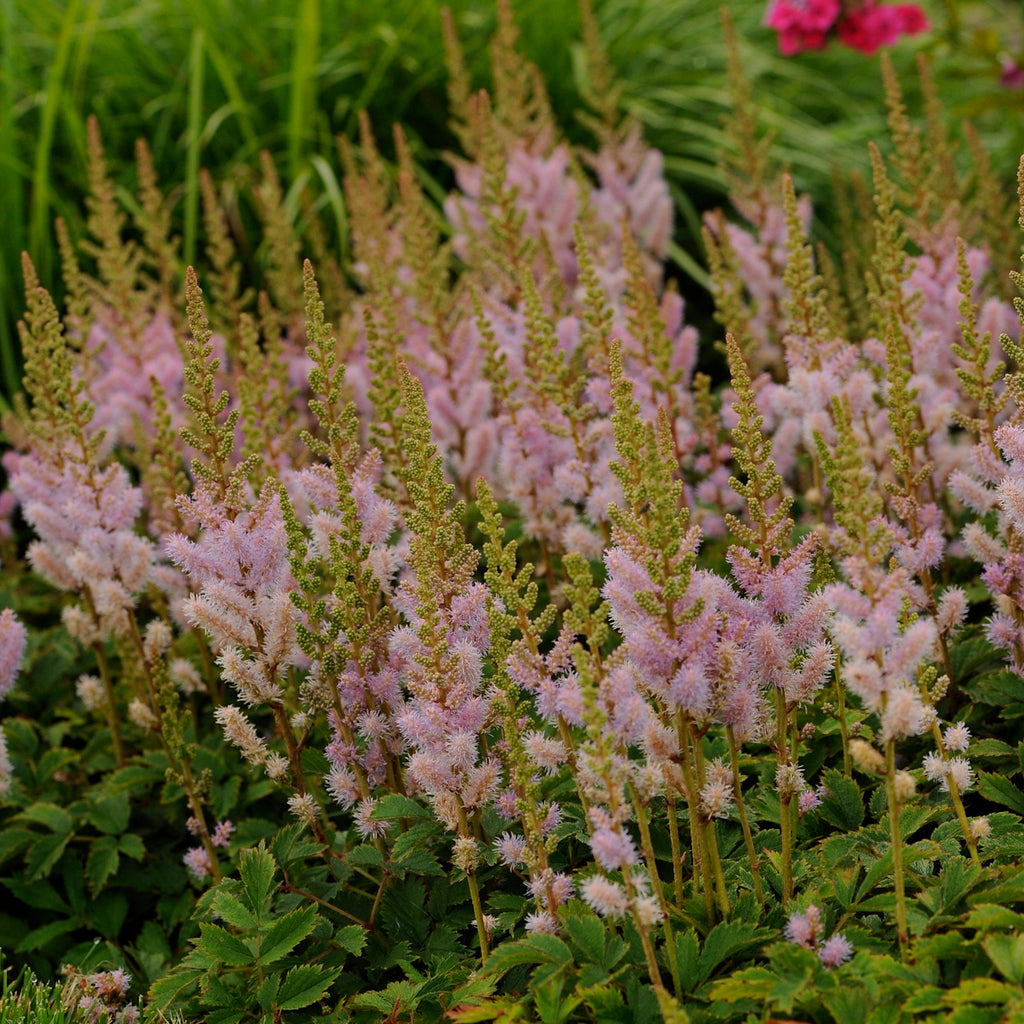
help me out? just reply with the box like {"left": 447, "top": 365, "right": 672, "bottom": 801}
{"left": 0, "top": 609, "right": 27, "bottom": 795}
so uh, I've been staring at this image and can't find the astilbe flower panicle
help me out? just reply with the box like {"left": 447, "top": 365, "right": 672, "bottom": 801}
{"left": 723, "top": 332, "right": 837, "bottom": 904}
{"left": 0, "top": 609, "right": 27, "bottom": 795}
{"left": 388, "top": 363, "right": 499, "bottom": 956}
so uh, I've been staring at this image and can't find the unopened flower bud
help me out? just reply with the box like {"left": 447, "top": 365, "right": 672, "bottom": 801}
{"left": 850, "top": 738, "right": 885, "bottom": 773}
{"left": 453, "top": 835, "right": 480, "bottom": 874}
{"left": 970, "top": 817, "right": 991, "bottom": 842}
{"left": 76, "top": 674, "right": 105, "bottom": 712}
{"left": 893, "top": 771, "right": 916, "bottom": 804}
{"left": 128, "top": 699, "right": 159, "bottom": 731}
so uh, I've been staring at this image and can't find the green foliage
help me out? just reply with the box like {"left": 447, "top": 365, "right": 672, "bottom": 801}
{"left": 150, "top": 843, "right": 343, "bottom": 1022}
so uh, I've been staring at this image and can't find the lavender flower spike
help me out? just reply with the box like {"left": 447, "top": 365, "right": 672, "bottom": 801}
{"left": 0, "top": 609, "right": 27, "bottom": 700}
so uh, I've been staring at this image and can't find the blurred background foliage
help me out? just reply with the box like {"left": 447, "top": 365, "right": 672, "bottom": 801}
{"left": 1, "top": 0, "right": 1023, "bottom": 406}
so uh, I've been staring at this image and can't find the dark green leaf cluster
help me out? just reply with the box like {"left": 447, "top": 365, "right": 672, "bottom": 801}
{"left": 151, "top": 843, "right": 345, "bottom": 1023}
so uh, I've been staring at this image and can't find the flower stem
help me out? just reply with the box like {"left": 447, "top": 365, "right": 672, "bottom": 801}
{"left": 835, "top": 666, "right": 851, "bottom": 775}
{"left": 775, "top": 689, "right": 794, "bottom": 904}
{"left": 885, "top": 738, "right": 910, "bottom": 959}
{"left": 666, "top": 795, "right": 685, "bottom": 910}
{"left": 458, "top": 802, "right": 490, "bottom": 963}
{"left": 678, "top": 717, "right": 713, "bottom": 921}
{"left": 629, "top": 781, "right": 682, "bottom": 998}
{"left": 92, "top": 641, "right": 125, "bottom": 767}
{"left": 727, "top": 727, "right": 764, "bottom": 903}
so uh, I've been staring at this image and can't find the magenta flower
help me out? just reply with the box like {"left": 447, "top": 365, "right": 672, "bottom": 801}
{"left": 1000, "top": 55, "right": 1024, "bottom": 89}
{"left": 837, "top": 2, "right": 927, "bottom": 54}
{"left": 766, "top": 0, "right": 927, "bottom": 56}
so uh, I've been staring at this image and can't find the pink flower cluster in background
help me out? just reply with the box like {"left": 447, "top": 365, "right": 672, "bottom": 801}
{"left": 766, "top": 0, "right": 928, "bottom": 56}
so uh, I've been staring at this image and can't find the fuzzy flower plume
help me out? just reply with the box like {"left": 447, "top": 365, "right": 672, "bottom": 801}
{"left": 9, "top": 452, "right": 161, "bottom": 640}
{"left": 167, "top": 481, "right": 303, "bottom": 775}
{"left": 962, "top": 423, "right": 1024, "bottom": 677}
{"left": 388, "top": 366, "right": 500, "bottom": 838}
{"left": 0, "top": 609, "right": 26, "bottom": 796}
{"left": 82, "top": 309, "right": 190, "bottom": 454}
{"left": 829, "top": 565, "right": 934, "bottom": 714}
{"left": 0, "top": 609, "right": 27, "bottom": 700}
{"left": 393, "top": 580, "right": 497, "bottom": 818}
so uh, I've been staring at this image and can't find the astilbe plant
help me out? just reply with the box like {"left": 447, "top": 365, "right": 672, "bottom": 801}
{"left": 8, "top": 7, "right": 1024, "bottom": 1023}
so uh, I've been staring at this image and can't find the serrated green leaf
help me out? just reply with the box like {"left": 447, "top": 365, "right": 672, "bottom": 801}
{"left": 674, "top": 929, "right": 700, "bottom": 992}
{"left": 482, "top": 933, "right": 573, "bottom": 978}
{"left": 212, "top": 890, "right": 259, "bottom": 930}
{"left": 380, "top": 879, "right": 430, "bottom": 945}
{"left": 823, "top": 832, "right": 866, "bottom": 867}
{"left": 971, "top": 739, "right": 1016, "bottom": 763}
{"left": 942, "top": 976, "right": 1016, "bottom": 1006}
{"left": 707, "top": 965, "right": 775, "bottom": 1003}
{"left": 966, "top": 904, "right": 1024, "bottom": 932}
{"left": 19, "top": 802, "right": 73, "bottom": 834}
{"left": 857, "top": 847, "right": 894, "bottom": 902}
{"left": 970, "top": 868, "right": 1024, "bottom": 906}
{"left": 1, "top": 877, "right": 70, "bottom": 913}
{"left": 977, "top": 772, "right": 1024, "bottom": 815}
{"left": 697, "top": 920, "right": 774, "bottom": 986}
{"left": 336, "top": 924, "right": 368, "bottom": 955}
{"left": 205, "top": 1008, "right": 245, "bottom": 1024}
{"left": 392, "top": 846, "right": 444, "bottom": 877}
{"left": 26, "top": 832, "right": 71, "bottom": 881}
{"left": 345, "top": 844, "right": 384, "bottom": 868}
{"left": 983, "top": 933, "right": 1024, "bottom": 984}
{"left": 118, "top": 833, "right": 145, "bottom": 860}
{"left": 256, "top": 973, "right": 280, "bottom": 1011}
{"left": 257, "top": 903, "right": 317, "bottom": 964}
{"left": 271, "top": 823, "right": 322, "bottom": 866}
{"left": 391, "top": 821, "right": 442, "bottom": 860}
{"left": 89, "top": 793, "right": 131, "bottom": 835}
{"left": 563, "top": 913, "right": 606, "bottom": 965}
{"left": 819, "top": 770, "right": 864, "bottom": 831}
{"left": 197, "top": 922, "right": 254, "bottom": 967}
{"left": 535, "top": 975, "right": 581, "bottom": 1023}
{"left": 349, "top": 980, "right": 421, "bottom": 1013}
{"left": 0, "top": 829, "right": 35, "bottom": 866}
{"left": 86, "top": 835, "right": 120, "bottom": 893}
{"left": 371, "top": 793, "right": 433, "bottom": 820}
{"left": 105, "top": 763, "right": 167, "bottom": 794}
{"left": 821, "top": 985, "right": 871, "bottom": 1024}
{"left": 449, "top": 1002, "right": 517, "bottom": 1023}
{"left": 276, "top": 964, "right": 340, "bottom": 1010}
{"left": 15, "top": 917, "right": 79, "bottom": 952}
{"left": 579, "top": 981, "right": 629, "bottom": 1023}
{"left": 902, "top": 986, "right": 944, "bottom": 1012}
{"left": 238, "top": 843, "right": 276, "bottom": 918}
{"left": 149, "top": 967, "right": 204, "bottom": 1010}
